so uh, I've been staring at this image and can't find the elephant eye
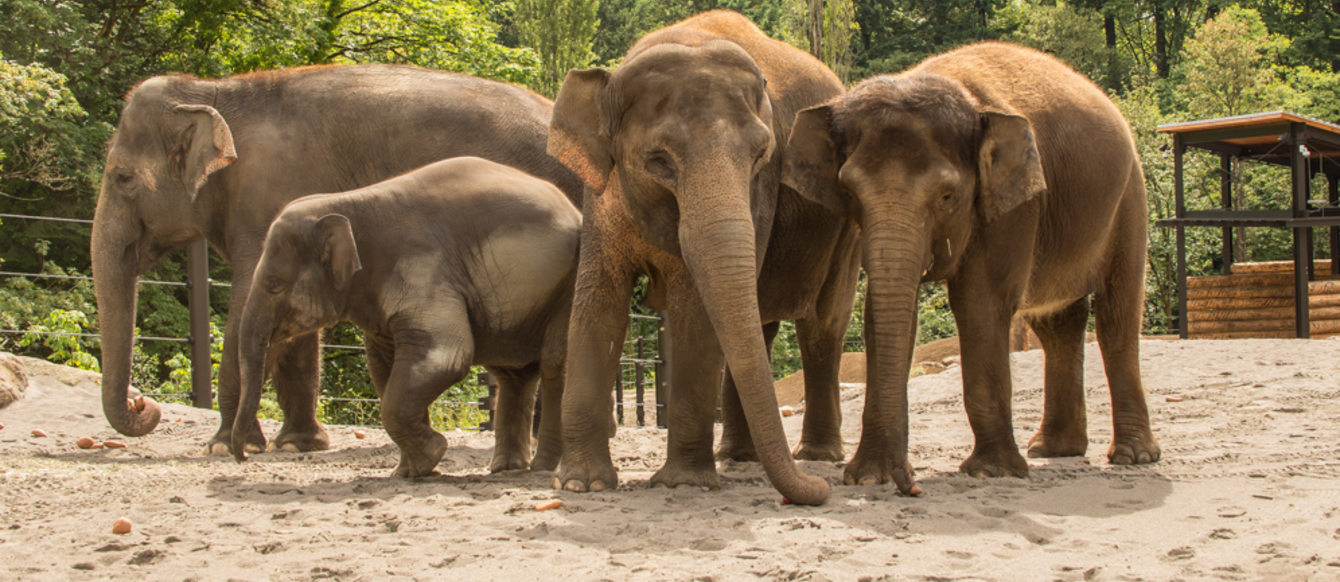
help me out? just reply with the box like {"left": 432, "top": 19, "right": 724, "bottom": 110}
{"left": 644, "top": 151, "right": 676, "bottom": 181}
{"left": 263, "top": 277, "right": 286, "bottom": 294}
{"left": 115, "top": 171, "right": 134, "bottom": 185}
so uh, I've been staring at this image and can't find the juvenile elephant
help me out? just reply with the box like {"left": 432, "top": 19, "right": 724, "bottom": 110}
{"left": 233, "top": 157, "right": 580, "bottom": 476}
{"left": 92, "top": 65, "right": 581, "bottom": 456}
{"left": 785, "top": 42, "right": 1160, "bottom": 492}
{"left": 548, "top": 10, "right": 857, "bottom": 505}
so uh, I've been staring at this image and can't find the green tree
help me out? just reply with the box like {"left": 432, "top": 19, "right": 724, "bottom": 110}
{"left": 801, "top": 0, "right": 858, "bottom": 83}
{"left": 513, "top": 0, "right": 600, "bottom": 96}
{"left": 1179, "top": 5, "right": 1292, "bottom": 118}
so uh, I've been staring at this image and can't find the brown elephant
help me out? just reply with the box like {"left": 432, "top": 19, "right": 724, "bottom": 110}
{"left": 92, "top": 65, "right": 581, "bottom": 455}
{"left": 233, "top": 157, "right": 580, "bottom": 476}
{"left": 547, "top": 10, "right": 858, "bottom": 505}
{"left": 784, "top": 42, "right": 1160, "bottom": 493}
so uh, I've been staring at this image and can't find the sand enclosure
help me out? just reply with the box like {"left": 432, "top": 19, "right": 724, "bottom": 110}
{"left": 1, "top": 338, "right": 1339, "bottom": 580}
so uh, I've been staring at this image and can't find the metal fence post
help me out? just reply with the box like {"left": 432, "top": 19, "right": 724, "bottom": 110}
{"left": 634, "top": 336, "right": 646, "bottom": 426}
{"left": 187, "top": 240, "right": 213, "bottom": 409}
{"left": 654, "top": 312, "right": 668, "bottom": 428}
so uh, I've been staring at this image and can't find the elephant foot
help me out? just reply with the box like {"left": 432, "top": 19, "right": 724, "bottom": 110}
{"left": 205, "top": 427, "right": 264, "bottom": 456}
{"left": 530, "top": 448, "right": 561, "bottom": 473}
{"left": 714, "top": 434, "right": 757, "bottom": 462}
{"left": 1107, "top": 430, "right": 1161, "bottom": 465}
{"left": 842, "top": 449, "right": 921, "bottom": 495}
{"left": 793, "top": 440, "right": 845, "bottom": 462}
{"left": 487, "top": 448, "right": 531, "bottom": 473}
{"left": 392, "top": 432, "right": 448, "bottom": 478}
{"left": 1026, "top": 430, "right": 1088, "bottom": 459}
{"left": 718, "top": 442, "right": 761, "bottom": 461}
{"left": 650, "top": 460, "right": 720, "bottom": 491}
{"left": 959, "top": 446, "right": 1030, "bottom": 478}
{"left": 553, "top": 458, "right": 618, "bottom": 493}
{"left": 271, "top": 423, "right": 330, "bottom": 453}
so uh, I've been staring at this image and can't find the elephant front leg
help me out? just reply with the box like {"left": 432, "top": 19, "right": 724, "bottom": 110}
{"left": 651, "top": 285, "right": 727, "bottom": 490}
{"left": 488, "top": 365, "right": 540, "bottom": 473}
{"left": 1024, "top": 297, "right": 1090, "bottom": 459}
{"left": 207, "top": 276, "right": 265, "bottom": 455}
{"left": 270, "top": 331, "right": 329, "bottom": 452}
{"left": 554, "top": 242, "right": 633, "bottom": 493}
{"left": 951, "top": 284, "right": 1029, "bottom": 478}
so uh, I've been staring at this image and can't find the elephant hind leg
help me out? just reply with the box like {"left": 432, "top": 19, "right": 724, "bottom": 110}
{"left": 715, "top": 321, "right": 780, "bottom": 463}
{"left": 1024, "top": 297, "right": 1090, "bottom": 459}
{"left": 1095, "top": 190, "right": 1160, "bottom": 466}
{"left": 790, "top": 315, "right": 847, "bottom": 462}
{"left": 488, "top": 364, "right": 541, "bottom": 473}
{"left": 384, "top": 320, "right": 473, "bottom": 478}
{"left": 271, "top": 331, "right": 330, "bottom": 453}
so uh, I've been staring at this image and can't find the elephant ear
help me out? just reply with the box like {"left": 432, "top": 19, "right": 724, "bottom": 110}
{"left": 548, "top": 69, "right": 614, "bottom": 195}
{"left": 782, "top": 104, "right": 847, "bottom": 214}
{"left": 977, "top": 110, "right": 1046, "bottom": 223}
{"left": 173, "top": 104, "right": 237, "bottom": 201}
{"left": 315, "top": 214, "right": 362, "bottom": 290}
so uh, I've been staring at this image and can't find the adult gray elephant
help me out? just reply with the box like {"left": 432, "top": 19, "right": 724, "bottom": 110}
{"left": 547, "top": 10, "right": 857, "bottom": 505}
{"left": 92, "top": 65, "right": 582, "bottom": 455}
{"left": 784, "top": 42, "right": 1160, "bottom": 493}
{"left": 233, "top": 157, "right": 580, "bottom": 476}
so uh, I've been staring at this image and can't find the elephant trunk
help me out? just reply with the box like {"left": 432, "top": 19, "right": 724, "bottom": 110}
{"left": 861, "top": 212, "right": 931, "bottom": 494}
{"left": 678, "top": 173, "right": 830, "bottom": 506}
{"left": 92, "top": 206, "right": 162, "bottom": 436}
{"left": 232, "top": 293, "right": 273, "bottom": 462}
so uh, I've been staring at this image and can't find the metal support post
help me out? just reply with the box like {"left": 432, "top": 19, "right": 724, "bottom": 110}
{"left": 1289, "top": 123, "right": 1311, "bottom": 337}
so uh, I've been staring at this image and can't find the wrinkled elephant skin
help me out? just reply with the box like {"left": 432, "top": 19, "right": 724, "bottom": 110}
{"left": 91, "top": 65, "right": 580, "bottom": 454}
{"left": 547, "top": 10, "right": 855, "bottom": 505}
{"left": 233, "top": 157, "right": 579, "bottom": 477}
{"left": 784, "top": 42, "right": 1160, "bottom": 492}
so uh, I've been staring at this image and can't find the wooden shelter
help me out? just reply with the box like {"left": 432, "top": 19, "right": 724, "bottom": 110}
{"left": 1156, "top": 111, "right": 1340, "bottom": 338}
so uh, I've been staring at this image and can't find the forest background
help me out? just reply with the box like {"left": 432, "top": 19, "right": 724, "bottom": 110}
{"left": 2, "top": 0, "right": 1338, "bottom": 425}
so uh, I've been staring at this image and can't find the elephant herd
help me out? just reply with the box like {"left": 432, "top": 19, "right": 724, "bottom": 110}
{"left": 91, "top": 10, "right": 1160, "bottom": 505}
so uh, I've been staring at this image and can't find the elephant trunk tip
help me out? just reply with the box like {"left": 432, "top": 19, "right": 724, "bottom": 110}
{"left": 104, "top": 395, "right": 162, "bottom": 437}
{"left": 780, "top": 474, "right": 831, "bottom": 506}
{"left": 231, "top": 430, "right": 249, "bottom": 463}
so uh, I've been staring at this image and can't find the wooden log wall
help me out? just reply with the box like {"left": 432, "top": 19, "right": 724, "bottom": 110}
{"left": 1186, "top": 260, "right": 1340, "bottom": 338}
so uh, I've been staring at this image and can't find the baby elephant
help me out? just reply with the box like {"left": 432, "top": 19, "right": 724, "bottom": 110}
{"left": 232, "top": 157, "right": 580, "bottom": 477}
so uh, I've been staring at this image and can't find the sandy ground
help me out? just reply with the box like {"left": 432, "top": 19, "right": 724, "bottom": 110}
{"left": 1, "top": 338, "right": 1339, "bottom": 581}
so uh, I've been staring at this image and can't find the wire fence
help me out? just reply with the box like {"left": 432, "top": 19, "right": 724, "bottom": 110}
{"left": 0, "top": 211, "right": 666, "bottom": 432}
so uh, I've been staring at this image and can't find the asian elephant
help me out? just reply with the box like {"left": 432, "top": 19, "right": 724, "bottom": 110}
{"left": 92, "top": 65, "right": 581, "bottom": 455}
{"left": 784, "top": 42, "right": 1160, "bottom": 493}
{"left": 548, "top": 10, "right": 858, "bottom": 506}
{"left": 232, "top": 157, "right": 579, "bottom": 476}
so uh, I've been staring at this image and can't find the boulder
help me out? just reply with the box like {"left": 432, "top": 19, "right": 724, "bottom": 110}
{"left": 0, "top": 353, "right": 29, "bottom": 409}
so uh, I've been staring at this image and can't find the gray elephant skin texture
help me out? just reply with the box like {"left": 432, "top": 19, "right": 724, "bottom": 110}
{"left": 547, "top": 10, "right": 859, "bottom": 506}
{"left": 91, "top": 64, "right": 581, "bottom": 457}
{"left": 233, "top": 157, "right": 580, "bottom": 477}
{"left": 784, "top": 42, "right": 1160, "bottom": 493}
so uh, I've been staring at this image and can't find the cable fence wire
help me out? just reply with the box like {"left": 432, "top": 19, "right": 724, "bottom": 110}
{"left": 1, "top": 211, "right": 666, "bottom": 432}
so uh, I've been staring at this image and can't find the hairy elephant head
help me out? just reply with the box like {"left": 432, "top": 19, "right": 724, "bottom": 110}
{"left": 92, "top": 77, "right": 237, "bottom": 436}
{"left": 549, "top": 40, "right": 831, "bottom": 505}
{"left": 783, "top": 72, "right": 1046, "bottom": 490}
{"left": 233, "top": 211, "right": 361, "bottom": 461}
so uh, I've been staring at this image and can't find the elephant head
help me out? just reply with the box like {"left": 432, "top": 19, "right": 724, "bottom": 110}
{"left": 233, "top": 211, "right": 362, "bottom": 461}
{"left": 92, "top": 77, "right": 237, "bottom": 436}
{"left": 550, "top": 40, "right": 830, "bottom": 505}
{"left": 783, "top": 73, "right": 1046, "bottom": 489}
